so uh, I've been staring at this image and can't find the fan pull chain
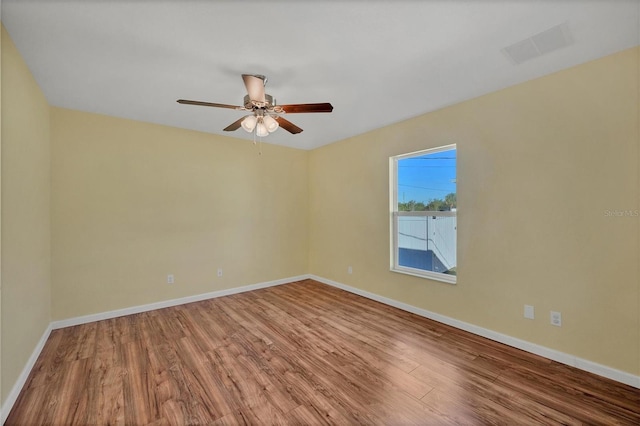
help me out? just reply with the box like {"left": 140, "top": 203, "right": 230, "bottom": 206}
{"left": 251, "top": 128, "right": 262, "bottom": 155}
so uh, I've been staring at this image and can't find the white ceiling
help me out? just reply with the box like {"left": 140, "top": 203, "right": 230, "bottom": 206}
{"left": 2, "top": 0, "right": 639, "bottom": 150}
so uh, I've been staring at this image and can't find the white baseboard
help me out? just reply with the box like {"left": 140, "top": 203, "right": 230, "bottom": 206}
{"left": 1, "top": 323, "right": 53, "bottom": 424}
{"left": 51, "top": 274, "right": 310, "bottom": 329}
{"left": 309, "top": 274, "right": 640, "bottom": 389}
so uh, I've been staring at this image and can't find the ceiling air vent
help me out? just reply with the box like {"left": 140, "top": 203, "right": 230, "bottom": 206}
{"left": 502, "top": 22, "right": 574, "bottom": 65}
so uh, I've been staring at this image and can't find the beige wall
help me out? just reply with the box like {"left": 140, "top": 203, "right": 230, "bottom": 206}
{"left": 309, "top": 47, "right": 640, "bottom": 375}
{"left": 51, "top": 109, "right": 308, "bottom": 320}
{"left": 1, "top": 25, "right": 52, "bottom": 404}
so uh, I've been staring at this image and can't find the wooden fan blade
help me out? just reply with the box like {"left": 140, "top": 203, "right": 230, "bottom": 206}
{"left": 177, "top": 99, "right": 242, "bottom": 109}
{"left": 275, "top": 116, "right": 303, "bottom": 134}
{"left": 223, "top": 117, "right": 245, "bottom": 132}
{"left": 279, "top": 103, "right": 333, "bottom": 114}
{"left": 242, "top": 74, "right": 266, "bottom": 104}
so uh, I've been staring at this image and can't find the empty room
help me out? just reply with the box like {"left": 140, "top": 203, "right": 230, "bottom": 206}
{"left": 1, "top": 1, "right": 639, "bottom": 424}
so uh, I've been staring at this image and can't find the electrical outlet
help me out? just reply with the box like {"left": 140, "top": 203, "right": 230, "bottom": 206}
{"left": 217, "top": 268, "right": 223, "bottom": 277}
{"left": 348, "top": 266, "right": 353, "bottom": 274}
{"left": 550, "top": 311, "right": 562, "bottom": 327}
{"left": 524, "top": 305, "right": 534, "bottom": 320}
{"left": 167, "top": 274, "right": 174, "bottom": 284}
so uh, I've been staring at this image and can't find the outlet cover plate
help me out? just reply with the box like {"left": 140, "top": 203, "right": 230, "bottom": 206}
{"left": 524, "top": 305, "right": 535, "bottom": 320}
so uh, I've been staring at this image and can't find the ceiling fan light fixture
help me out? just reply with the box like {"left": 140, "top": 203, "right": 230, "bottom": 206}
{"left": 178, "top": 74, "right": 333, "bottom": 139}
{"left": 256, "top": 120, "right": 269, "bottom": 137}
{"left": 241, "top": 115, "right": 257, "bottom": 132}
{"left": 263, "top": 115, "right": 279, "bottom": 133}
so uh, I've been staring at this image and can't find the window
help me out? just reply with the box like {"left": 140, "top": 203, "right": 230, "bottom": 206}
{"left": 390, "top": 144, "right": 457, "bottom": 284}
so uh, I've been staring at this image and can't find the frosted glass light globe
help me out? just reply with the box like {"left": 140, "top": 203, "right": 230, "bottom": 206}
{"left": 241, "top": 115, "right": 257, "bottom": 132}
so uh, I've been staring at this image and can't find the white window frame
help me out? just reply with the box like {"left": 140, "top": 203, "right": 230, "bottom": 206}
{"left": 389, "top": 144, "right": 457, "bottom": 284}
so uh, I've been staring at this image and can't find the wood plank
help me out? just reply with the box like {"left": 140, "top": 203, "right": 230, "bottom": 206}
{"left": 23, "top": 328, "right": 65, "bottom": 390}
{"left": 85, "top": 320, "right": 125, "bottom": 425}
{"left": 121, "top": 339, "right": 160, "bottom": 424}
{"left": 50, "top": 357, "right": 93, "bottom": 425}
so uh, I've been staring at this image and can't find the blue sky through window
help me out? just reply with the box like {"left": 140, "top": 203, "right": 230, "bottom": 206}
{"left": 397, "top": 149, "right": 456, "bottom": 204}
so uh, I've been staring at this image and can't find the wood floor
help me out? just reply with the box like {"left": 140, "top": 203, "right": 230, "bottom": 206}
{"left": 6, "top": 279, "right": 640, "bottom": 425}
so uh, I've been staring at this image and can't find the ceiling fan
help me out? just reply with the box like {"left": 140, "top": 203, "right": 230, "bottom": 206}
{"left": 177, "top": 74, "right": 333, "bottom": 137}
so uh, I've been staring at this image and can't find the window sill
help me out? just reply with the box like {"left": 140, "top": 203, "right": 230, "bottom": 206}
{"left": 391, "top": 266, "right": 457, "bottom": 285}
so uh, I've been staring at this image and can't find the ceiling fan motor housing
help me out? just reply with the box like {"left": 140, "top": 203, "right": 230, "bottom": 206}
{"left": 244, "top": 94, "right": 274, "bottom": 110}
